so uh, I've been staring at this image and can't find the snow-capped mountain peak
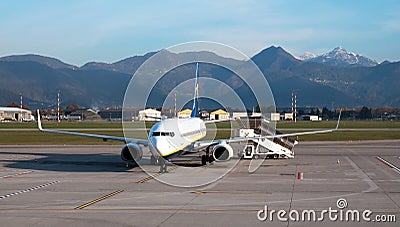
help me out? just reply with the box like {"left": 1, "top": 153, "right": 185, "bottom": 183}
{"left": 302, "top": 46, "right": 378, "bottom": 67}
{"left": 297, "top": 52, "right": 317, "bottom": 61}
{"left": 323, "top": 46, "right": 356, "bottom": 59}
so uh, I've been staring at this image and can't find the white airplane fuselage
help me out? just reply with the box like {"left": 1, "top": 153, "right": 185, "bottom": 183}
{"left": 149, "top": 117, "right": 206, "bottom": 159}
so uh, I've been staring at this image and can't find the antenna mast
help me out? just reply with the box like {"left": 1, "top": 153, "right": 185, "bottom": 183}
{"left": 20, "top": 93, "right": 23, "bottom": 122}
{"left": 292, "top": 91, "right": 297, "bottom": 122}
{"left": 57, "top": 90, "right": 60, "bottom": 123}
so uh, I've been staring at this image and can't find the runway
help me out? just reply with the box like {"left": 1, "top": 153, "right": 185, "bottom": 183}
{"left": 0, "top": 141, "right": 399, "bottom": 226}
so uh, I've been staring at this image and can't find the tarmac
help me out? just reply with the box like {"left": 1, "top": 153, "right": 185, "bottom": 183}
{"left": 0, "top": 140, "right": 399, "bottom": 226}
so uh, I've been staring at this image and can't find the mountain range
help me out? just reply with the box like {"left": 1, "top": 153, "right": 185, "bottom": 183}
{"left": 298, "top": 46, "right": 378, "bottom": 67}
{"left": 0, "top": 46, "right": 399, "bottom": 110}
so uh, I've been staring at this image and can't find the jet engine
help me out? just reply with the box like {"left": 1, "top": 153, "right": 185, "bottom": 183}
{"left": 121, "top": 143, "right": 143, "bottom": 163}
{"left": 212, "top": 143, "right": 233, "bottom": 162}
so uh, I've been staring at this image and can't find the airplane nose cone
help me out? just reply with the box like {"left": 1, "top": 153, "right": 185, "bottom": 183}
{"left": 150, "top": 134, "right": 171, "bottom": 157}
{"left": 149, "top": 136, "right": 160, "bottom": 153}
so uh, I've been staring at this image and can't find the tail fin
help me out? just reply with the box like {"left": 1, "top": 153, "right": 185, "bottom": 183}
{"left": 190, "top": 63, "right": 199, "bottom": 118}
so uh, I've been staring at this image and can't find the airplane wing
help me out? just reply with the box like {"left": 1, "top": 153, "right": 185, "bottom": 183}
{"left": 36, "top": 110, "right": 148, "bottom": 146}
{"left": 230, "top": 110, "right": 341, "bottom": 142}
{"left": 193, "top": 110, "right": 342, "bottom": 147}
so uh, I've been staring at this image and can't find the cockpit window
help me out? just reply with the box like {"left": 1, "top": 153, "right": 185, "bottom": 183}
{"left": 152, "top": 131, "right": 175, "bottom": 137}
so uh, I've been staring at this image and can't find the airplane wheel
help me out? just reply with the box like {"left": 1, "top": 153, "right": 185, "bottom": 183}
{"left": 201, "top": 155, "right": 207, "bottom": 166}
{"left": 150, "top": 156, "right": 157, "bottom": 165}
{"left": 273, "top": 154, "right": 278, "bottom": 159}
{"left": 254, "top": 154, "right": 259, "bottom": 160}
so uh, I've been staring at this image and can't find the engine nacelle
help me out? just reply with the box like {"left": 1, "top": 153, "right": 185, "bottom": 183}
{"left": 212, "top": 143, "right": 233, "bottom": 162}
{"left": 121, "top": 143, "right": 143, "bottom": 163}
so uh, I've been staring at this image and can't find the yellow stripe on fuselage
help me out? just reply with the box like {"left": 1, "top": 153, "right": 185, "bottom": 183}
{"left": 161, "top": 134, "right": 206, "bottom": 157}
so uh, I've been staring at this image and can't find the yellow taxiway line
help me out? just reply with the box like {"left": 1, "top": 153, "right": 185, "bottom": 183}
{"left": 74, "top": 189, "right": 124, "bottom": 210}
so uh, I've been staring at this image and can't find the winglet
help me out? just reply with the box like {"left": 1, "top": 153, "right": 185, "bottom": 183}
{"left": 335, "top": 109, "right": 342, "bottom": 130}
{"left": 37, "top": 109, "right": 43, "bottom": 131}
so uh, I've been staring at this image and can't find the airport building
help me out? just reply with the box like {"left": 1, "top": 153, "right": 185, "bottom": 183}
{"left": 97, "top": 108, "right": 122, "bottom": 121}
{"left": 199, "top": 110, "right": 210, "bottom": 120}
{"left": 177, "top": 109, "right": 192, "bottom": 118}
{"left": 138, "top": 108, "right": 161, "bottom": 121}
{"left": 210, "top": 109, "right": 229, "bottom": 120}
{"left": 270, "top": 113, "right": 280, "bottom": 121}
{"left": 284, "top": 113, "right": 294, "bottom": 120}
{"left": 0, "top": 107, "right": 34, "bottom": 122}
{"left": 232, "top": 112, "right": 248, "bottom": 120}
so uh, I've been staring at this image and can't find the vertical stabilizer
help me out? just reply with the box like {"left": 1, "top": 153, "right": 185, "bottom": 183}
{"left": 190, "top": 63, "right": 199, "bottom": 118}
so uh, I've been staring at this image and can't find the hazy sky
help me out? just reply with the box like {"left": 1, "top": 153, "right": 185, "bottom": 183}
{"left": 0, "top": 0, "right": 399, "bottom": 66}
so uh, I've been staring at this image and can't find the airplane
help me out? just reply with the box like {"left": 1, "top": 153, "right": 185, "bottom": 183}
{"left": 37, "top": 63, "right": 341, "bottom": 171}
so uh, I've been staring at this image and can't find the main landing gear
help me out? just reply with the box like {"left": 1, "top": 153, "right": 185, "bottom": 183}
{"left": 158, "top": 157, "right": 168, "bottom": 173}
{"left": 150, "top": 155, "right": 157, "bottom": 165}
{"left": 149, "top": 155, "right": 168, "bottom": 173}
{"left": 201, "top": 146, "right": 214, "bottom": 166}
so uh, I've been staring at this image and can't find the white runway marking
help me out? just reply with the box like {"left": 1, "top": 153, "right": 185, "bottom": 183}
{"left": 376, "top": 156, "right": 400, "bottom": 174}
{"left": 0, "top": 181, "right": 60, "bottom": 200}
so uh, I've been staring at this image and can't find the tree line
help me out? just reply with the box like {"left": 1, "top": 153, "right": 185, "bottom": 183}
{"left": 319, "top": 106, "right": 399, "bottom": 120}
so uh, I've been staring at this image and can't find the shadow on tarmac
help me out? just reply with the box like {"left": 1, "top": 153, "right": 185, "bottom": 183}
{"left": 0, "top": 151, "right": 140, "bottom": 172}
{"left": 0, "top": 150, "right": 206, "bottom": 173}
